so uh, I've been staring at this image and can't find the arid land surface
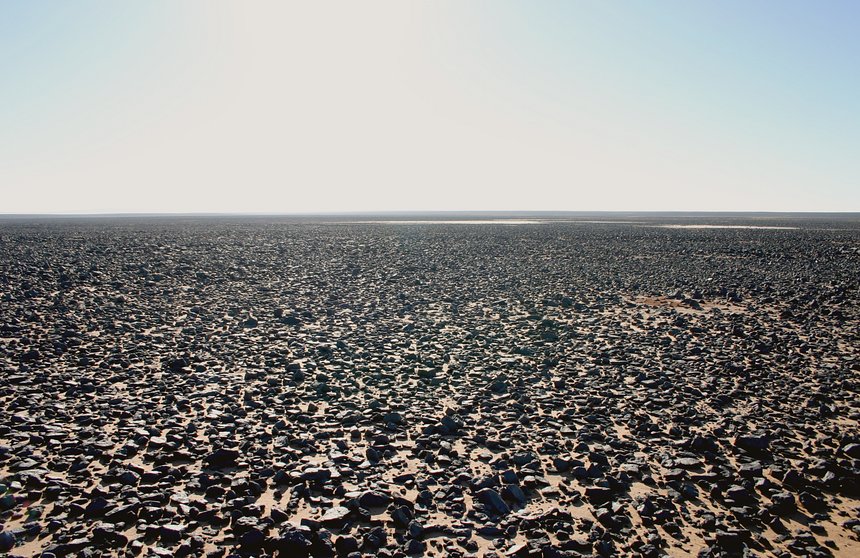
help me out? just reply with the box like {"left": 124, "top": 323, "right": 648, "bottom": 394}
{"left": 0, "top": 215, "right": 858, "bottom": 557}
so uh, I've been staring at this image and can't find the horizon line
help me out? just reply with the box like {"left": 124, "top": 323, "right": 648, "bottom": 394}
{"left": 1, "top": 210, "right": 859, "bottom": 219}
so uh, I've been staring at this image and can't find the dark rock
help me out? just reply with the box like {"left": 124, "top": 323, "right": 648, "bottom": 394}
{"left": 725, "top": 485, "right": 754, "bottom": 505}
{"left": 92, "top": 522, "right": 128, "bottom": 547}
{"left": 205, "top": 448, "right": 240, "bottom": 468}
{"left": 440, "top": 415, "right": 464, "bottom": 434}
{"left": 799, "top": 491, "right": 826, "bottom": 512}
{"left": 240, "top": 527, "right": 266, "bottom": 550}
{"left": 734, "top": 434, "right": 770, "bottom": 453}
{"left": 476, "top": 488, "right": 510, "bottom": 515}
{"left": 363, "top": 526, "right": 387, "bottom": 549}
{"left": 407, "top": 521, "right": 424, "bottom": 539}
{"left": 715, "top": 529, "right": 748, "bottom": 551}
{"left": 770, "top": 491, "right": 796, "bottom": 514}
{"left": 391, "top": 505, "right": 413, "bottom": 527}
{"left": 405, "top": 538, "right": 426, "bottom": 555}
{"left": 0, "top": 531, "right": 15, "bottom": 552}
{"left": 159, "top": 523, "right": 186, "bottom": 543}
{"left": 276, "top": 525, "right": 313, "bottom": 556}
{"left": 335, "top": 535, "right": 360, "bottom": 555}
{"left": 321, "top": 506, "right": 351, "bottom": 525}
{"left": 358, "top": 490, "right": 391, "bottom": 509}
{"left": 585, "top": 486, "right": 614, "bottom": 505}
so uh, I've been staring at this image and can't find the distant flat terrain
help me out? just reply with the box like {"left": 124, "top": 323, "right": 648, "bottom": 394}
{"left": 0, "top": 217, "right": 857, "bottom": 557}
{"left": 2, "top": 211, "right": 859, "bottom": 228}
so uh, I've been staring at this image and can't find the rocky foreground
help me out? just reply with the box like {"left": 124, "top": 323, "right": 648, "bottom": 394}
{"left": 0, "top": 217, "right": 858, "bottom": 558}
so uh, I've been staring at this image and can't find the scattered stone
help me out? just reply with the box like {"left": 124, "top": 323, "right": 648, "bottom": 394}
{"left": 476, "top": 488, "right": 511, "bottom": 515}
{"left": 0, "top": 216, "right": 857, "bottom": 558}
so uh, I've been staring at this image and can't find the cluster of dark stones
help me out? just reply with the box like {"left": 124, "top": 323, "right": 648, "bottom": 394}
{"left": 0, "top": 216, "right": 857, "bottom": 558}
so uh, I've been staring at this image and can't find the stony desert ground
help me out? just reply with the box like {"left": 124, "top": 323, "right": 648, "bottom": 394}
{"left": 0, "top": 215, "right": 858, "bottom": 558}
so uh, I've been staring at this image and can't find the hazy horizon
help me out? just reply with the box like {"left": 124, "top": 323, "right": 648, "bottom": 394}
{"left": 2, "top": 210, "right": 858, "bottom": 221}
{"left": 2, "top": 1, "right": 858, "bottom": 213}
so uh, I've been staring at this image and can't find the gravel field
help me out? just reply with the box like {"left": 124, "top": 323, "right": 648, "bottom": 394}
{"left": 0, "top": 216, "right": 858, "bottom": 557}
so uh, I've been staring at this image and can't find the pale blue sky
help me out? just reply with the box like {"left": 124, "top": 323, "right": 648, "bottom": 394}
{"left": 1, "top": 1, "right": 857, "bottom": 213}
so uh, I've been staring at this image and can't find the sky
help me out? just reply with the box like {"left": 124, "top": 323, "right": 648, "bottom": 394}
{"left": 1, "top": 0, "right": 858, "bottom": 213}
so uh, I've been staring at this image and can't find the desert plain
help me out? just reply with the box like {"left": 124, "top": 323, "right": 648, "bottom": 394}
{"left": 0, "top": 214, "right": 858, "bottom": 557}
